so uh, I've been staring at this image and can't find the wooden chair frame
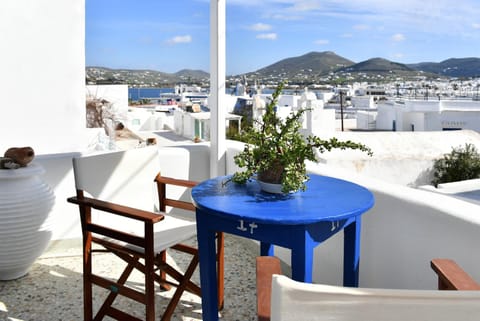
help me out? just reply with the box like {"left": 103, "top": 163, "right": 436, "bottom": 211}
{"left": 431, "top": 258, "right": 480, "bottom": 290}
{"left": 155, "top": 175, "right": 225, "bottom": 310}
{"left": 68, "top": 174, "right": 224, "bottom": 321}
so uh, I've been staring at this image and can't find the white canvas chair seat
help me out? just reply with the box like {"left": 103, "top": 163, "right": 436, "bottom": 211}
{"left": 270, "top": 274, "right": 480, "bottom": 321}
{"left": 98, "top": 214, "right": 197, "bottom": 254}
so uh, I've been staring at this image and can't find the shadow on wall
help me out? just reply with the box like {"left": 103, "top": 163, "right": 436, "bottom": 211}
{"left": 35, "top": 152, "right": 82, "bottom": 240}
{"left": 411, "top": 166, "right": 435, "bottom": 187}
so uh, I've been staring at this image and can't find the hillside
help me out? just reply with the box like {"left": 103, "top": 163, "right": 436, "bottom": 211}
{"left": 340, "top": 58, "right": 414, "bottom": 73}
{"left": 86, "top": 52, "right": 480, "bottom": 86}
{"left": 86, "top": 67, "right": 209, "bottom": 87}
{"left": 175, "top": 69, "right": 210, "bottom": 80}
{"left": 249, "top": 51, "right": 354, "bottom": 79}
{"left": 408, "top": 58, "right": 480, "bottom": 77}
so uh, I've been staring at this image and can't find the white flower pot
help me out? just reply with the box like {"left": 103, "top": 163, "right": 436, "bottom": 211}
{"left": 0, "top": 163, "right": 55, "bottom": 280}
{"left": 258, "top": 180, "right": 284, "bottom": 194}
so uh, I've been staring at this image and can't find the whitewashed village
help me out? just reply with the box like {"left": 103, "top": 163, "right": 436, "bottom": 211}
{"left": 3, "top": 1, "right": 480, "bottom": 320}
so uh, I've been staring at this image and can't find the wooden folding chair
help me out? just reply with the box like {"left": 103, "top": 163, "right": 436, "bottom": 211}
{"left": 67, "top": 147, "right": 224, "bottom": 321}
{"left": 256, "top": 256, "right": 480, "bottom": 321}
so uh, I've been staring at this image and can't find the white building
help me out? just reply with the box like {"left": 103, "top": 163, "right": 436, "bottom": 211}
{"left": 360, "top": 99, "right": 480, "bottom": 132}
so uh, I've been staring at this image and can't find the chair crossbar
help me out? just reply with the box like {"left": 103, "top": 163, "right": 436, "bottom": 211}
{"left": 157, "top": 259, "right": 202, "bottom": 296}
{"left": 93, "top": 237, "right": 146, "bottom": 259}
{"left": 104, "top": 307, "right": 143, "bottom": 321}
{"left": 163, "top": 199, "right": 195, "bottom": 211}
{"left": 91, "top": 274, "right": 147, "bottom": 305}
{"left": 94, "top": 262, "right": 137, "bottom": 319}
{"left": 171, "top": 243, "right": 198, "bottom": 256}
{"left": 88, "top": 223, "right": 148, "bottom": 248}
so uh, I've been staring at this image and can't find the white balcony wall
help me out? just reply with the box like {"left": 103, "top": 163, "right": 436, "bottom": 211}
{"left": 315, "top": 130, "right": 480, "bottom": 186}
{"left": 305, "top": 164, "right": 480, "bottom": 290}
{"left": 0, "top": 0, "right": 86, "bottom": 155}
{"left": 35, "top": 135, "right": 480, "bottom": 292}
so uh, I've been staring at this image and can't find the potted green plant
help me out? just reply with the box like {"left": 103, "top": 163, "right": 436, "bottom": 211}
{"left": 231, "top": 82, "right": 372, "bottom": 193}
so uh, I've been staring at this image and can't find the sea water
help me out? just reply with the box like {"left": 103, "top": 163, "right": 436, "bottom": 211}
{"left": 128, "top": 87, "right": 294, "bottom": 101}
{"left": 128, "top": 88, "right": 174, "bottom": 101}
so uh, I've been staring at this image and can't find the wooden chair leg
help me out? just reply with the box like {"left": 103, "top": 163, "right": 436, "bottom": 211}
{"left": 216, "top": 232, "right": 225, "bottom": 310}
{"left": 161, "top": 254, "right": 200, "bottom": 321}
{"left": 256, "top": 256, "right": 282, "bottom": 321}
{"left": 83, "top": 235, "right": 93, "bottom": 321}
{"left": 159, "top": 250, "right": 171, "bottom": 291}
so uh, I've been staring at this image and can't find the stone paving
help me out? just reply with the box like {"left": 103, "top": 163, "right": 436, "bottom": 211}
{"left": 0, "top": 235, "right": 258, "bottom": 321}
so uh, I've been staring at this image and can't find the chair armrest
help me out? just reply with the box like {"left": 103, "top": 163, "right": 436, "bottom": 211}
{"left": 155, "top": 174, "right": 198, "bottom": 212}
{"left": 431, "top": 259, "right": 480, "bottom": 290}
{"left": 257, "top": 256, "right": 283, "bottom": 321}
{"left": 67, "top": 196, "right": 164, "bottom": 223}
{"left": 155, "top": 174, "right": 198, "bottom": 188}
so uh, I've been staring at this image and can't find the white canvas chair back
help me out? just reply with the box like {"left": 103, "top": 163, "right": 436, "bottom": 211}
{"left": 72, "top": 146, "right": 196, "bottom": 251}
{"left": 73, "top": 146, "right": 159, "bottom": 211}
{"left": 156, "top": 145, "right": 211, "bottom": 220}
{"left": 271, "top": 274, "right": 480, "bottom": 321}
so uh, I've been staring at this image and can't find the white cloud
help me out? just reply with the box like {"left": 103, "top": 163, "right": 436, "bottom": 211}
{"left": 249, "top": 23, "right": 272, "bottom": 31}
{"left": 353, "top": 24, "right": 370, "bottom": 31}
{"left": 256, "top": 33, "right": 277, "bottom": 40}
{"left": 166, "top": 35, "right": 192, "bottom": 45}
{"left": 289, "top": 0, "right": 323, "bottom": 12}
{"left": 225, "top": 0, "right": 480, "bottom": 44}
{"left": 269, "top": 14, "right": 303, "bottom": 21}
{"left": 341, "top": 33, "right": 353, "bottom": 38}
{"left": 314, "top": 39, "right": 330, "bottom": 45}
{"left": 391, "top": 33, "right": 406, "bottom": 42}
{"left": 251, "top": 0, "right": 480, "bottom": 37}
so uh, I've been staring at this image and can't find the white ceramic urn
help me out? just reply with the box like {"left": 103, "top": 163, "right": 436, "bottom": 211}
{"left": 0, "top": 163, "right": 55, "bottom": 280}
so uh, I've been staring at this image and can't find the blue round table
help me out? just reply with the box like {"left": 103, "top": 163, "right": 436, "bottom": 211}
{"left": 192, "top": 174, "right": 374, "bottom": 321}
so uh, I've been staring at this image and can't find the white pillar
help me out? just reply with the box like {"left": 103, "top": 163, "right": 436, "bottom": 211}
{"left": 209, "top": 0, "right": 227, "bottom": 177}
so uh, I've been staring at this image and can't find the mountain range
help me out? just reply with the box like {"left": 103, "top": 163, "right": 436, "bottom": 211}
{"left": 86, "top": 51, "right": 480, "bottom": 86}
{"left": 408, "top": 58, "right": 480, "bottom": 77}
{"left": 248, "top": 52, "right": 480, "bottom": 80}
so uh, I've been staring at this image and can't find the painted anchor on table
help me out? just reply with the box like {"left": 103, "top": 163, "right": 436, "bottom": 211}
{"left": 237, "top": 219, "right": 258, "bottom": 234}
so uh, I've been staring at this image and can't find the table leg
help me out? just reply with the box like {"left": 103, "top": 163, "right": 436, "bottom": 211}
{"left": 291, "top": 236, "right": 314, "bottom": 283}
{"left": 260, "top": 242, "right": 274, "bottom": 256}
{"left": 196, "top": 211, "right": 219, "bottom": 321}
{"left": 343, "top": 216, "right": 361, "bottom": 287}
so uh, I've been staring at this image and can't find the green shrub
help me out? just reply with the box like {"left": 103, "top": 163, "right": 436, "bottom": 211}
{"left": 431, "top": 143, "right": 480, "bottom": 187}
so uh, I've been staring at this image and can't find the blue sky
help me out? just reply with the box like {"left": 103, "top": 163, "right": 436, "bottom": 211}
{"left": 86, "top": 0, "right": 480, "bottom": 75}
